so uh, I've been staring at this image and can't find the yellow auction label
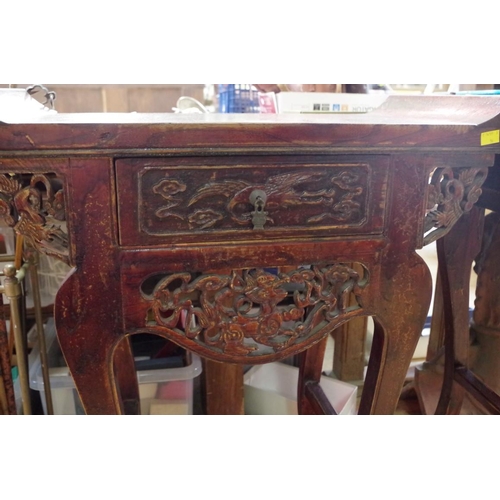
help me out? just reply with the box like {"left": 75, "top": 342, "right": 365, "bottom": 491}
{"left": 481, "top": 129, "right": 500, "bottom": 146}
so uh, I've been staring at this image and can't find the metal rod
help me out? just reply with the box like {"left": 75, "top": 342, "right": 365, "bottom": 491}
{"left": 3, "top": 264, "right": 31, "bottom": 415}
{"left": 8, "top": 236, "right": 25, "bottom": 364}
{"left": 28, "top": 254, "right": 54, "bottom": 414}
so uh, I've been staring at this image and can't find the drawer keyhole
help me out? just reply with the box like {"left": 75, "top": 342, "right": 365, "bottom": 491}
{"left": 249, "top": 189, "right": 268, "bottom": 230}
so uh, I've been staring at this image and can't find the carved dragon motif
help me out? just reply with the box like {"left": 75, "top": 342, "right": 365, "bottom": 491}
{"left": 145, "top": 264, "right": 369, "bottom": 359}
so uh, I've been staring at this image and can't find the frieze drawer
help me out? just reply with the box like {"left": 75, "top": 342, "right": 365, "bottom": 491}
{"left": 116, "top": 156, "right": 389, "bottom": 246}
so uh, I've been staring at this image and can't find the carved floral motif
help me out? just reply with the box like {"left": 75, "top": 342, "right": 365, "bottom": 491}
{"left": 145, "top": 264, "right": 369, "bottom": 358}
{"left": 0, "top": 173, "right": 69, "bottom": 263}
{"left": 423, "top": 166, "right": 488, "bottom": 245}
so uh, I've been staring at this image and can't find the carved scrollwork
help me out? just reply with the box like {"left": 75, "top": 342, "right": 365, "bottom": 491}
{"left": 144, "top": 263, "right": 369, "bottom": 359}
{"left": 423, "top": 166, "right": 488, "bottom": 246}
{"left": 0, "top": 173, "right": 69, "bottom": 264}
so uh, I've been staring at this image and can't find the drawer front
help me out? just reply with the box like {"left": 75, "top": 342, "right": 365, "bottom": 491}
{"left": 116, "top": 156, "right": 389, "bottom": 247}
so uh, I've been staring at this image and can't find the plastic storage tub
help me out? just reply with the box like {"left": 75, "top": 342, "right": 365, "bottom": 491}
{"left": 29, "top": 320, "right": 202, "bottom": 415}
{"left": 244, "top": 362, "right": 358, "bottom": 415}
{"left": 217, "top": 84, "right": 260, "bottom": 113}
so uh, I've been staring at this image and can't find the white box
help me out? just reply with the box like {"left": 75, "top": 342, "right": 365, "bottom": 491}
{"left": 29, "top": 320, "right": 202, "bottom": 415}
{"left": 244, "top": 361, "right": 357, "bottom": 415}
{"left": 276, "top": 92, "right": 388, "bottom": 114}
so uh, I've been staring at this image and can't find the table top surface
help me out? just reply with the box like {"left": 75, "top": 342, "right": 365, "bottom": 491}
{"left": 1, "top": 95, "right": 500, "bottom": 152}
{"left": 1, "top": 95, "right": 500, "bottom": 125}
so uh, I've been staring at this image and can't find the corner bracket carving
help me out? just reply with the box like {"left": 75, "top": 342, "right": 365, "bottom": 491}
{"left": 0, "top": 173, "right": 69, "bottom": 264}
{"left": 423, "top": 167, "right": 488, "bottom": 246}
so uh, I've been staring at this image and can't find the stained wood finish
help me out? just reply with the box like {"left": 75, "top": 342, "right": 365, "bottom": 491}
{"left": 116, "top": 155, "right": 389, "bottom": 246}
{"left": 333, "top": 263, "right": 368, "bottom": 382}
{"left": 113, "top": 337, "right": 140, "bottom": 415}
{"left": 333, "top": 318, "right": 368, "bottom": 382}
{"left": 1, "top": 95, "right": 499, "bottom": 415}
{"left": 298, "top": 336, "right": 330, "bottom": 414}
{"left": 202, "top": 360, "right": 244, "bottom": 415}
{"left": 452, "top": 212, "right": 500, "bottom": 414}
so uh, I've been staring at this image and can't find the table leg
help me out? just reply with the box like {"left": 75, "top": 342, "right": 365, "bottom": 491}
{"left": 297, "top": 336, "right": 332, "bottom": 414}
{"left": 331, "top": 262, "right": 368, "bottom": 382}
{"left": 55, "top": 269, "right": 128, "bottom": 415}
{"left": 202, "top": 360, "right": 244, "bottom": 415}
{"left": 457, "top": 212, "right": 500, "bottom": 413}
{"left": 414, "top": 208, "right": 484, "bottom": 414}
{"left": 332, "top": 317, "right": 368, "bottom": 382}
{"left": 113, "top": 337, "right": 140, "bottom": 415}
{"left": 359, "top": 251, "right": 432, "bottom": 415}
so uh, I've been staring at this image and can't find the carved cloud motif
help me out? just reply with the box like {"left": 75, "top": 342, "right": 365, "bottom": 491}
{"left": 151, "top": 169, "right": 366, "bottom": 231}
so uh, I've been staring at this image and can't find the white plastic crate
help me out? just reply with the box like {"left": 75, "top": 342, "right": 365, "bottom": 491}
{"left": 29, "top": 321, "right": 202, "bottom": 415}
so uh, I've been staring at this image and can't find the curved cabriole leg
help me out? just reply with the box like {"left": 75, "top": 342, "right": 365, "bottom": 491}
{"left": 113, "top": 337, "right": 140, "bottom": 415}
{"left": 359, "top": 252, "right": 432, "bottom": 415}
{"left": 55, "top": 269, "right": 127, "bottom": 415}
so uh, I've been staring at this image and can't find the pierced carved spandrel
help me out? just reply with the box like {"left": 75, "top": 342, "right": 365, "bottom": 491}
{"left": 143, "top": 264, "right": 369, "bottom": 360}
{"left": 0, "top": 173, "right": 69, "bottom": 264}
{"left": 423, "top": 166, "right": 488, "bottom": 246}
{"left": 142, "top": 166, "right": 369, "bottom": 236}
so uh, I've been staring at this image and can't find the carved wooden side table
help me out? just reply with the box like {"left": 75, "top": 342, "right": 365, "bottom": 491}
{"left": 415, "top": 153, "right": 500, "bottom": 414}
{"left": 1, "top": 95, "right": 499, "bottom": 415}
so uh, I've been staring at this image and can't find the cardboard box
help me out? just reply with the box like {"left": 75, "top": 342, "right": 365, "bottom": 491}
{"left": 244, "top": 361, "right": 357, "bottom": 415}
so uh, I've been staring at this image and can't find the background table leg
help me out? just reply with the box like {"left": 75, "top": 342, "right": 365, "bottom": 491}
{"left": 202, "top": 360, "right": 244, "bottom": 415}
